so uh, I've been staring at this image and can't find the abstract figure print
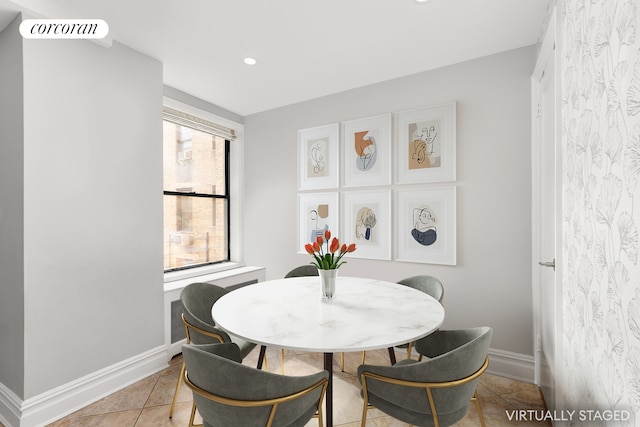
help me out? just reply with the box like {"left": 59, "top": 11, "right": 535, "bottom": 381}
{"left": 309, "top": 203, "right": 330, "bottom": 242}
{"left": 307, "top": 137, "right": 329, "bottom": 178}
{"left": 408, "top": 118, "right": 441, "bottom": 170}
{"left": 354, "top": 130, "right": 377, "bottom": 171}
{"left": 355, "top": 206, "right": 377, "bottom": 243}
{"left": 411, "top": 206, "right": 437, "bottom": 246}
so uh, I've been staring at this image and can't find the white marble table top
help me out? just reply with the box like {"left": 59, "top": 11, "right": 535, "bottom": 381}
{"left": 211, "top": 276, "right": 445, "bottom": 353}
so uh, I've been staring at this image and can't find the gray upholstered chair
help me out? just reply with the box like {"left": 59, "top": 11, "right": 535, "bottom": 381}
{"left": 360, "top": 275, "right": 445, "bottom": 367}
{"left": 182, "top": 342, "right": 329, "bottom": 427}
{"left": 169, "top": 282, "right": 265, "bottom": 419}
{"left": 284, "top": 265, "right": 319, "bottom": 278}
{"left": 358, "top": 327, "right": 492, "bottom": 427}
{"left": 397, "top": 275, "right": 444, "bottom": 303}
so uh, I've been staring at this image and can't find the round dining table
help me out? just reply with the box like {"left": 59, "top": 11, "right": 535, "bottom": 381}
{"left": 211, "top": 275, "right": 445, "bottom": 427}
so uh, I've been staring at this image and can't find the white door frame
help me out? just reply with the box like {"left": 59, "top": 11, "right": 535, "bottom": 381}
{"left": 531, "top": 6, "right": 562, "bottom": 409}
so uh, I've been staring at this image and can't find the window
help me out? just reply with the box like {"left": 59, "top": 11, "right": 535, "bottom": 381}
{"left": 163, "top": 106, "right": 234, "bottom": 271}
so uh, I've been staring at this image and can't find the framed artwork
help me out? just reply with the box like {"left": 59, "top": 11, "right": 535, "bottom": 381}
{"left": 298, "top": 123, "right": 339, "bottom": 190}
{"left": 396, "top": 187, "right": 456, "bottom": 265}
{"left": 342, "top": 114, "right": 392, "bottom": 187}
{"left": 396, "top": 102, "right": 456, "bottom": 183}
{"left": 341, "top": 190, "right": 391, "bottom": 260}
{"left": 298, "top": 192, "right": 339, "bottom": 253}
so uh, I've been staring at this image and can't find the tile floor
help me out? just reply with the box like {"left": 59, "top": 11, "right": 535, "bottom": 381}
{"left": 35, "top": 346, "right": 550, "bottom": 427}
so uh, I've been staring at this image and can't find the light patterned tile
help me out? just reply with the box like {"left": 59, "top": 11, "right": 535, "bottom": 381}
{"left": 47, "top": 409, "right": 140, "bottom": 427}
{"left": 500, "top": 388, "right": 547, "bottom": 411}
{"left": 145, "top": 363, "right": 191, "bottom": 408}
{"left": 63, "top": 374, "right": 159, "bottom": 419}
{"left": 134, "top": 402, "right": 201, "bottom": 427}
{"left": 480, "top": 373, "right": 540, "bottom": 396}
{"left": 476, "top": 395, "right": 551, "bottom": 427}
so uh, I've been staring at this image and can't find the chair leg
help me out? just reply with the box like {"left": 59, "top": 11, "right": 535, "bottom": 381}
{"left": 472, "top": 390, "right": 486, "bottom": 427}
{"left": 340, "top": 352, "right": 345, "bottom": 372}
{"left": 188, "top": 400, "right": 198, "bottom": 427}
{"left": 168, "top": 360, "right": 185, "bottom": 418}
{"left": 406, "top": 342, "right": 413, "bottom": 359}
{"left": 281, "top": 348, "right": 285, "bottom": 375}
{"left": 361, "top": 351, "right": 366, "bottom": 365}
{"left": 360, "top": 402, "right": 369, "bottom": 427}
{"left": 315, "top": 407, "right": 324, "bottom": 427}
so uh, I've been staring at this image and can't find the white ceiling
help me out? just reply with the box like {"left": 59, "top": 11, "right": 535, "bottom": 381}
{"left": 0, "top": 0, "right": 549, "bottom": 116}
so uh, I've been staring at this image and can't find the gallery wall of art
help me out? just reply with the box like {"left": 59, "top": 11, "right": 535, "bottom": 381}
{"left": 297, "top": 102, "right": 456, "bottom": 266}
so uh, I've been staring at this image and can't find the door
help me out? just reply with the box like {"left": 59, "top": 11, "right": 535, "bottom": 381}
{"left": 532, "top": 9, "right": 560, "bottom": 415}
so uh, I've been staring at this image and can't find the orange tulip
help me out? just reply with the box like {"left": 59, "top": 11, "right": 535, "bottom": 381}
{"left": 304, "top": 243, "right": 315, "bottom": 255}
{"left": 330, "top": 237, "right": 340, "bottom": 253}
{"left": 305, "top": 230, "right": 356, "bottom": 270}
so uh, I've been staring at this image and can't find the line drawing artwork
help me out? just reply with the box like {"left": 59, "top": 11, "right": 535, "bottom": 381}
{"left": 342, "top": 191, "right": 389, "bottom": 260}
{"left": 411, "top": 206, "right": 437, "bottom": 246}
{"left": 354, "top": 130, "right": 377, "bottom": 171}
{"left": 308, "top": 137, "right": 328, "bottom": 177}
{"left": 408, "top": 119, "right": 441, "bottom": 170}
{"left": 355, "top": 206, "right": 377, "bottom": 242}
{"left": 308, "top": 203, "right": 330, "bottom": 241}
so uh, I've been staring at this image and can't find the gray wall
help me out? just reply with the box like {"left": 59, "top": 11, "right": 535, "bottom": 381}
{"left": 243, "top": 46, "right": 536, "bottom": 356}
{"left": 1, "top": 18, "right": 165, "bottom": 399}
{"left": 0, "top": 14, "right": 25, "bottom": 399}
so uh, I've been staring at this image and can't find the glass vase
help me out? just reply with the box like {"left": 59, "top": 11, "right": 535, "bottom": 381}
{"left": 318, "top": 268, "right": 338, "bottom": 301}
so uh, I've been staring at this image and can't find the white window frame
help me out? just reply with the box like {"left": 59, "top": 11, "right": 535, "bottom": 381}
{"left": 162, "top": 96, "right": 245, "bottom": 288}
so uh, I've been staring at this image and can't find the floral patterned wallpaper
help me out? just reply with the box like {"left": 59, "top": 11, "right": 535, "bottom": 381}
{"left": 560, "top": 0, "right": 640, "bottom": 424}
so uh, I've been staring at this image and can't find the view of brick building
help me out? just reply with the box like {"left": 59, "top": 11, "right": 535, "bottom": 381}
{"left": 162, "top": 121, "right": 228, "bottom": 270}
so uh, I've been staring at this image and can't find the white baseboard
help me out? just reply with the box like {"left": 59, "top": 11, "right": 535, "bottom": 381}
{"left": 0, "top": 382, "right": 21, "bottom": 427}
{"left": 0, "top": 345, "right": 168, "bottom": 427}
{"left": 486, "top": 347, "right": 535, "bottom": 383}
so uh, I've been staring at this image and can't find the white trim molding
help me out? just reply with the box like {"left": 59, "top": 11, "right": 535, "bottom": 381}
{"left": 0, "top": 382, "right": 21, "bottom": 427}
{"left": 486, "top": 348, "right": 535, "bottom": 383}
{"left": 0, "top": 346, "right": 167, "bottom": 427}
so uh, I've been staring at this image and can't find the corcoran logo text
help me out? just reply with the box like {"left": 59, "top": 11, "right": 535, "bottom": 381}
{"left": 19, "top": 19, "right": 109, "bottom": 39}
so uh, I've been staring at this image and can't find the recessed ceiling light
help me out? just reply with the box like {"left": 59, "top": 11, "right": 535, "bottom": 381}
{"left": 415, "top": 0, "right": 431, "bottom": 3}
{"left": 244, "top": 57, "right": 257, "bottom": 66}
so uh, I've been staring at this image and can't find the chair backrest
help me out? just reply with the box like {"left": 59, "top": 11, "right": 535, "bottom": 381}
{"left": 284, "top": 265, "right": 319, "bottom": 278}
{"left": 358, "top": 327, "right": 492, "bottom": 427}
{"left": 397, "top": 275, "right": 444, "bottom": 303}
{"left": 180, "top": 282, "right": 232, "bottom": 345}
{"left": 182, "top": 343, "right": 328, "bottom": 427}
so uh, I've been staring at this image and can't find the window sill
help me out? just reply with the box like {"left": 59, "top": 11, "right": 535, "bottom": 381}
{"left": 163, "top": 262, "right": 265, "bottom": 293}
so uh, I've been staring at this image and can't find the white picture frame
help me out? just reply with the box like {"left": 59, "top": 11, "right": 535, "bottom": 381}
{"left": 396, "top": 102, "right": 456, "bottom": 184}
{"left": 342, "top": 114, "right": 392, "bottom": 187}
{"left": 298, "top": 123, "right": 339, "bottom": 190}
{"left": 298, "top": 192, "right": 339, "bottom": 253}
{"left": 396, "top": 186, "right": 456, "bottom": 265}
{"left": 341, "top": 190, "right": 391, "bottom": 260}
